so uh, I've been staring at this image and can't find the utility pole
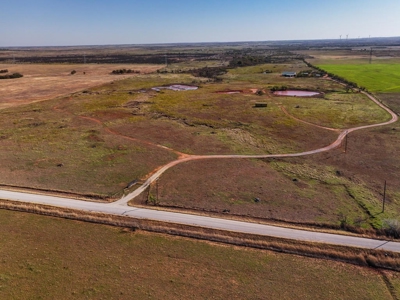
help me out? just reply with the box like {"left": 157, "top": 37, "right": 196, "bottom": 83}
{"left": 156, "top": 178, "right": 159, "bottom": 205}
{"left": 369, "top": 47, "right": 373, "bottom": 64}
{"left": 382, "top": 180, "right": 387, "bottom": 213}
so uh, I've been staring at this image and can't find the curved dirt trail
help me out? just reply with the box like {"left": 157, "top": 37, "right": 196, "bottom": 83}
{"left": 54, "top": 101, "right": 187, "bottom": 158}
{"left": 114, "top": 91, "right": 398, "bottom": 205}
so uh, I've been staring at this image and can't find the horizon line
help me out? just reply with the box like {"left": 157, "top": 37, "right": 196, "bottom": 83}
{"left": 1, "top": 36, "right": 400, "bottom": 49}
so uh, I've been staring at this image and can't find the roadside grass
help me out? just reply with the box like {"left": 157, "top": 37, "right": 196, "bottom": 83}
{"left": 149, "top": 158, "right": 369, "bottom": 226}
{"left": 377, "top": 93, "right": 400, "bottom": 115}
{"left": 0, "top": 208, "right": 394, "bottom": 300}
{"left": 317, "top": 63, "right": 400, "bottom": 93}
{"left": 283, "top": 92, "right": 391, "bottom": 128}
{"left": 269, "top": 159, "right": 387, "bottom": 229}
{"left": 303, "top": 122, "right": 400, "bottom": 230}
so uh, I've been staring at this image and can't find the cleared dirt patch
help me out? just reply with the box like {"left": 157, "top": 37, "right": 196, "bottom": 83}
{"left": 151, "top": 84, "right": 198, "bottom": 91}
{"left": 274, "top": 90, "right": 321, "bottom": 97}
{"left": 215, "top": 90, "right": 243, "bottom": 94}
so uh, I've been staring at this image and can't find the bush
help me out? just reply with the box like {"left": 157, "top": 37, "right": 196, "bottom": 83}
{"left": 0, "top": 73, "right": 23, "bottom": 79}
{"left": 270, "top": 85, "right": 288, "bottom": 92}
{"left": 382, "top": 219, "right": 400, "bottom": 238}
{"left": 0, "top": 69, "right": 8, "bottom": 73}
{"left": 71, "top": 70, "right": 76, "bottom": 75}
{"left": 111, "top": 69, "right": 140, "bottom": 75}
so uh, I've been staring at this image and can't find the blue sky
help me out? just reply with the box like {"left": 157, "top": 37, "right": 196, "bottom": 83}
{"left": 1, "top": 0, "right": 399, "bottom": 46}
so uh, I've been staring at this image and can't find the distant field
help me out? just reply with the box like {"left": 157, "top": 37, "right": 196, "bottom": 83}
{"left": 0, "top": 63, "right": 160, "bottom": 109}
{"left": 317, "top": 63, "right": 400, "bottom": 92}
{"left": 0, "top": 208, "right": 395, "bottom": 300}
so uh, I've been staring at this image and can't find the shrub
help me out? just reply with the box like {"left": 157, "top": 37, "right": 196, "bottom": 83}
{"left": 111, "top": 69, "right": 140, "bottom": 75}
{"left": 382, "top": 219, "right": 400, "bottom": 238}
{"left": 0, "top": 73, "right": 23, "bottom": 79}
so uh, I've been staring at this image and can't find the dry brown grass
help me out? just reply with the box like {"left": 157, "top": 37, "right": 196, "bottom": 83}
{"left": 1, "top": 199, "right": 399, "bottom": 272}
{"left": 0, "top": 63, "right": 161, "bottom": 109}
{"left": 0, "top": 206, "right": 396, "bottom": 299}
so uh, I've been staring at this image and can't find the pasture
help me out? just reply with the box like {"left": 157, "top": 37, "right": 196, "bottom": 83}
{"left": 317, "top": 63, "right": 400, "bottom": 93}
{"left": 0, "top": 208, "right": 395, "bottom": 300}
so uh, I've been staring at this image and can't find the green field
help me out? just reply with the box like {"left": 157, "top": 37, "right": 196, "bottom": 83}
{"left": 0, "top": 209, "right": 395, "bottom": 300}
{"left": 317, "top": 63, "right": 400, "bottom": 92}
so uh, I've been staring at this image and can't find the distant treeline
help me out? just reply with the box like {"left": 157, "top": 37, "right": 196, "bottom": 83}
{"left": 111, "top": 69, "right": 140, "bottom": 75}
{"left": 0, "top": 73, "right": 23, "bottom": 79}
{"left": 0, "top": 53, "right": 216, "bottom": 65}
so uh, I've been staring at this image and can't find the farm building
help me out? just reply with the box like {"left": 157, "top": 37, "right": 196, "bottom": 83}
{"left": 282, "top": 71, "right": 297, "bottom": 78}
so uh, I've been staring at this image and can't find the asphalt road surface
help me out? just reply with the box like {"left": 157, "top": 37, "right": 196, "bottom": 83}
{"left": 1, "top": 189, "right": 400, "bottom": 252}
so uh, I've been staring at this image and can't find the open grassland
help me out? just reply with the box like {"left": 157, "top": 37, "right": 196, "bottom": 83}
{"left": 0, "top": 208, "right": 396, "bottom": 300}
{"left": 317, "top": 63, "right": 400, "bottom": 93}
{"left": 152, "top": 119, "right": 400, "bottom": 230}
{"left": 378, "top": 93, "right": 400, "bottom": 115}
{"left": 302, "top": 122, "right": 400, "bottom": 229}
{"left": 0, "top": 96, "right": 177, "bottom": 197}
{"left": 0, "top": 63, "right": 160, "bottom": 109}
{"left": 284, "top": 92, "right": 391, "bottom": 128}
{"left": 145, "top": 158, "right": 369, "bottom": 226}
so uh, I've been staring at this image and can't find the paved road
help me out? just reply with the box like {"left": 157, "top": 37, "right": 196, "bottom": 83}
{"left": 0, "top": 91, "right": 398, "bottom": 252}
{"left": 1, "top": 189, "right": 400, "bottom": 252}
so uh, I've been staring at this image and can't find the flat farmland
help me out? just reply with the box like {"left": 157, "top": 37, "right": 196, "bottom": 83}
{"left": 317, "top": 63, "right": 400, "bottom": 93}
{"left": 0, "top": 63, "right": 160, "bottom": 109}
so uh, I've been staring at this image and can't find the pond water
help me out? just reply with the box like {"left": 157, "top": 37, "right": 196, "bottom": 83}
{"left": 273, "top": 90, "right": 320, "bottom": 97}
{"left": 152, "top": 85, "right": 198, "bottom": 92}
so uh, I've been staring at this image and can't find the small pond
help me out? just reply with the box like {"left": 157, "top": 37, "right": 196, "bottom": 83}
{"left": 273, "top": 90, "right": 320, "bottom": 97}
{"left": 152, "top": 85, "right": 198, "bottom": 92}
